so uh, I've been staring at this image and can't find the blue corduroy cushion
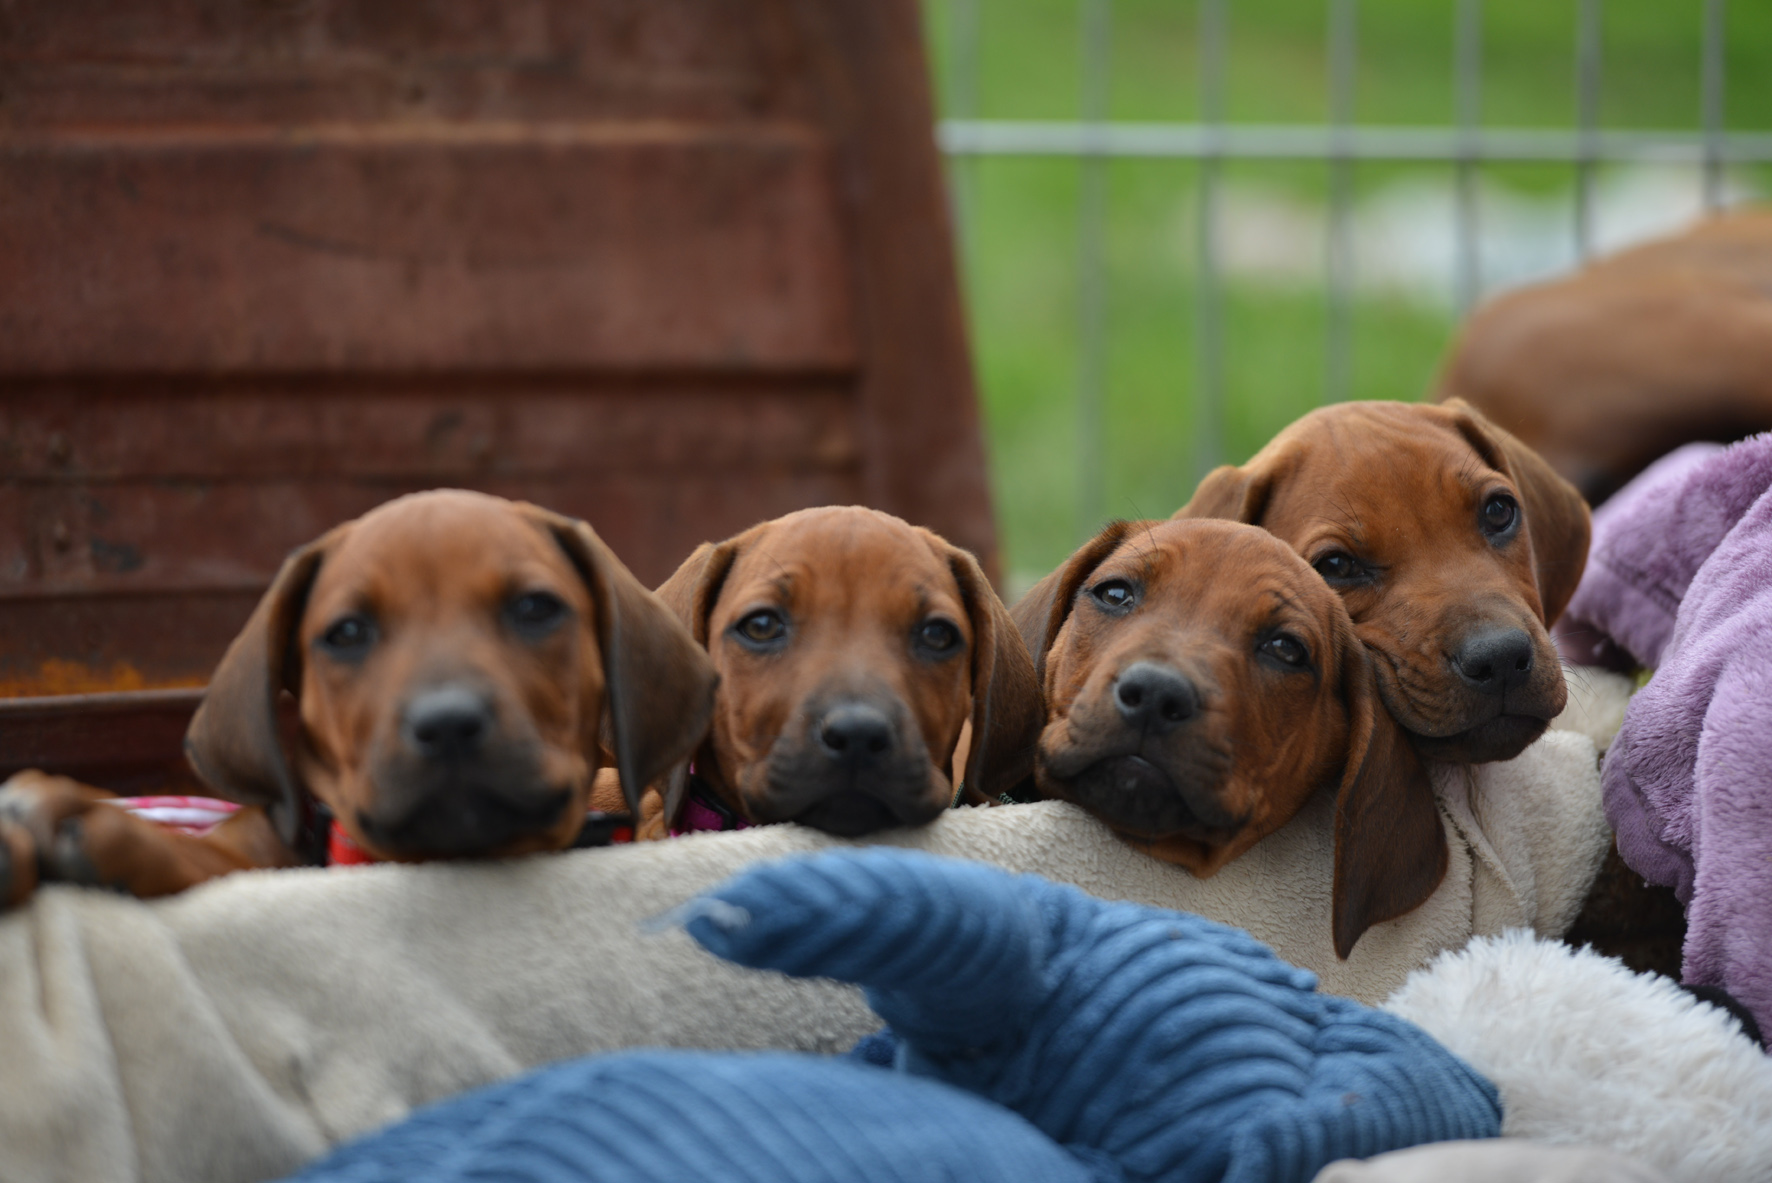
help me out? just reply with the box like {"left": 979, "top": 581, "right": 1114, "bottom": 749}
{"left": 688, "top": 849, "right": 1502, "bottom": 1183}
{"left": 286, "top": 849, "right": 1499, "bottom": 1183}
{"left": 284, "top": 1051, "right": 1100, "bottom": 1183}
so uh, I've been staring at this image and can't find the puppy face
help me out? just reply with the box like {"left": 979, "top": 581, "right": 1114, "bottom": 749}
{"left": 293, "top": 494, "right": 602, "bottom": 859}
{"left": 1021, "top": 520, "right": 1356, "bottom": 874}
{"left": 1178, "top": 400, "right": 1590, "bottom": 764}
{"left": 1016, "top": 518, "right": 1443, "bottom": 957}
{"left": 184, "top": 489, "right": 714, "bottom": 863}
{"left": 656, "top": 506, "right": 1042, "bottom": 838}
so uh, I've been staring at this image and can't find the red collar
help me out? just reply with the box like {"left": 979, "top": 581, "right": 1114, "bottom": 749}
{"left": 327, "top": 822, "right": 378, "bottom": 866}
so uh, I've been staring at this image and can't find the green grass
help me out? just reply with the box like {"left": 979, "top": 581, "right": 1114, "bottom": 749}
{"left": 921, "top": 0, "right": 1772, "bottom": 583}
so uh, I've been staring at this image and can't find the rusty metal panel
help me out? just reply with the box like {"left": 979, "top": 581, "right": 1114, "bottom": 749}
{"left": 0, "top": 690, "right": 205, "bottom": 790}
{"left": 1, "top": 1, "right": 816, "bottom": 127}
{"left": 0, "top": 593, "right": 252, "bottom": 697}
{"left": 0, "top": 129, "right": 855, "bottom": 374}
{"left": 1, "top": 381, "right": 859, "bottom": 483}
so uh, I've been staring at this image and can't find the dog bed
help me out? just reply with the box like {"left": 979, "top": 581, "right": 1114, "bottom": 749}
{"left": 0, "top": 728, "right": 1606, "bottom": 1183}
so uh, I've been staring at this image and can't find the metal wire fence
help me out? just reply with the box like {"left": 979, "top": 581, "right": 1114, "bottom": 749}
{"left": 933, "top": 0, "right": 1771, "bottom": 547}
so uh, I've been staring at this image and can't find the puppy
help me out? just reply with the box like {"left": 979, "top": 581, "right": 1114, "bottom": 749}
{"left": 0, "top": 490, "right": 714, "bottom": 907}
{"left": 1013, "top": 518, "right": 1440, "bottom": 958}
{"left": 1176, "top": 399, "right": 1590, "bottom": 764}
{"left": 624, "top": 505, "right": 1044, "bottom": 839}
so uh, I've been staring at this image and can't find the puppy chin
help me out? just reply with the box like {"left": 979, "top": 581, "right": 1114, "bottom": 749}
{"left": 790, "top": 792, "right": 912, "bottom": 837}
{"left": 746, "top": 762, "right": 948, "bottom": 838}
{"left": 352, "top": 762, "right": 576, "bottom": 859}
{"left": 1409, "top": 713, "right": 1549, "bottom": 764}
{"left": 1044, "top": 753, "right": 1243, "bottom": 842}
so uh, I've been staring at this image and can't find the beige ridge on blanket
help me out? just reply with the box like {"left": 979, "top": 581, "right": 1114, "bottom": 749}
{"left": 0, "top": 714, "right": 1613, "bottom": 1183}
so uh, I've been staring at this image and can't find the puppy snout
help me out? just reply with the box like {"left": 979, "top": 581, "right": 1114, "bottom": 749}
{"left": 402, "top": 686, "right": 494, "bottom": 762}
{"left": 1450, "top": 628, "right": 1535, "bottom": 696}
{"left": 817, "top": 703, "right": 896, "bottom": 770}
{"left": 1113, "top": 662, "right": 1199, "bottom": 734}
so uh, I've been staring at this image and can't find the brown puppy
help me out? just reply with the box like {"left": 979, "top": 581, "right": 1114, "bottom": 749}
{"left": 1436, "top": 209, "right": 1772, "bottom": 504}
{"left": 1014, "top": 518, "right": 1438, "bottom": 958}
{"left": 1176, "top": 399, "right": 1590, "bottom": 765}
{"left": 0, "top": 490, "right": 714, "bottom": 907}
{"left": 631, "top": 505, "right": 1043, "bottom": 839}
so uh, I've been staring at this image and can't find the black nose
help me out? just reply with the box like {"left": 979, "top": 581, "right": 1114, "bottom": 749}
{"left": 1113, "top": 662, "right": 1199, "bottom": 734}
{"left": 1451, "top": 628, "right": 1535, "bottom": 695}
{"left": 817, "top": 704, "right": 895, "bottom": 770}
{"left": 402, "top": 686, "right": 493, "bottom": 761}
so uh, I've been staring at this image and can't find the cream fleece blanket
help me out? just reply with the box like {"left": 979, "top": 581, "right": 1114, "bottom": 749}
{"left": 0, "top": 728, "right": 1606, "bottom": 1183}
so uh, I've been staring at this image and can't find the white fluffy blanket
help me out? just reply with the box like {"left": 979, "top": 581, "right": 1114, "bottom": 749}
{"left": 1386, "top": 932, "right": 1772, "bottom": 1183}
{"left": 0, "top": 730, "right": 1606, "bottom": 1183}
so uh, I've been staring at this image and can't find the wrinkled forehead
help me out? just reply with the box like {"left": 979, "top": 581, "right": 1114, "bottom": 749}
{"left": 1100, "top": 521, "right": 1342, "bottom": 632}
{"left": 722, "top": 513, "right": 961, "bottom": 620}
{"left": 305, "top": 494, "right": 586, "bottom": 623}
{"left": 1266, "top": 409, "right": 1508, "bottom": 533}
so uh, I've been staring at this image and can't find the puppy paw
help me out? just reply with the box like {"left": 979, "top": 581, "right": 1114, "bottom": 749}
{"left": 0, "top": 771, "right": 117, "bottom": 908}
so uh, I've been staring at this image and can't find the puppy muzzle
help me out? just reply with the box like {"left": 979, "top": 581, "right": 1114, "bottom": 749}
{"left": 751, "top": 698, "right": 947, "bottom": 838}
{"left": 357, "top": 684, "right": 574, "bottom": 857}
{"left": 1039, "top": 662, "right": 1242, "bottom": 842}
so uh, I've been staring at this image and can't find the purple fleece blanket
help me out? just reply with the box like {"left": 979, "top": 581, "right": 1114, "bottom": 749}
{"left": 1556, "top": 441, "right": 1740, "bottom": 669}
{"left": 1582, "top": 434, "right": 1772, "bottom": 1039}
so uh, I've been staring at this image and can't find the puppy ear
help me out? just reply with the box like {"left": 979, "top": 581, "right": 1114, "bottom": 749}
{"left": 1331, "top": 617, "right": 1448, "bottom": 959}
{"left": 1173, "top": 462, "right": 1275, "bottom": 524}
{"left": 649, "top": 536, "right": 745, "bottom": 823}
{"left": 1445, "top": 398, "right": 1592, "bottom": 624}
{"left": 1010, "top": 520, "right": 1137, "bottom": 683}
{"left": 936, "top": 539, "right": 1044, "bottom": 805}
{"left": 184, "top": 536, "right": 331, "bottom": 850}
{"left": 539, "top": 513, "right": 718, "bottom": 821}
{"left": 654, "top": 538, "right": 744, "bottom": 645}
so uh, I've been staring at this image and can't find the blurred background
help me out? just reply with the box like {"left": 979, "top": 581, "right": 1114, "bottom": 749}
{"left": 918, "top": 0, "right": 1772, "bottom": 592}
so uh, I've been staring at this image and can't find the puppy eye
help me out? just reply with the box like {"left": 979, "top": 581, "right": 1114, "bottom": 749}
{"left": 917, "top": 619, "right": 961, "bottom": 654}
{"left": 1259, "top": 633, "right": 1310, "bottom": 668}
{"left": 735, "top": 609, "right": 788, "bottom": 646}
{"left": 1091, "top": 579, "right": 1137, "bottom": 611}
{"left": 319, "top": 614, "right": 376, "bottom": 657}
{"left": 507, "top": 591, "right": 568, "bottom": 636}
{"left": 1481, "top": 493, "right": 1519, "bottom": 537}
{"left": 1313, "top": 551, "right": 1364, "bottom": 583}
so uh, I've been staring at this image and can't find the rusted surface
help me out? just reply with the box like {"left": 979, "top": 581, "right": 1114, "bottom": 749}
{"left": 0, "top": 0, "right": 993, "bottom": 736}
{"left": 0, "top": 689, "right": 206, "bottom": 793}
{"left": 0, "top": 1, "right": 816, "bottom": 128}
{"left": 0, "top": 129, "right": 855, "bottom": 373}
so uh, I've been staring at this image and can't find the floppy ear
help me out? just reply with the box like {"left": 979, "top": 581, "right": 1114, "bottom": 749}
{"left": 184, "top": 535, "right": 333, "bottom": 851}
{"left": 1330, "top": 616, "right": 1448, "bottom": 959}
{"left": 1010, "top": 520, "right": 1137, "bottom": 684}
{"left": 935, "top": 539, "right": 1044, "bottom": 805}
{"left": 535, "top": 511, "right": 718, "bottom": 822}
{"left": 647, "top": 534, "right": 746, "bottom": 823}
{"left": 1173, "top": 461, "right": 1275, "bottom": 524}
{"left": 653, "top": 537, "right": 744, "bottom": 645}
{"left": 1445, "top": 398, "right": 1592, "bottom": 625}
